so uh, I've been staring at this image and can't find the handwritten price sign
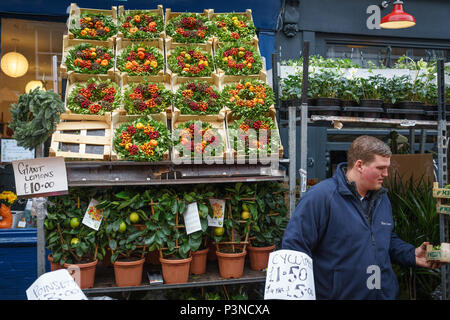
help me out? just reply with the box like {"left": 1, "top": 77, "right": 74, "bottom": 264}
{"left": 264, "top": 249, "right": 316, "bottom": 300}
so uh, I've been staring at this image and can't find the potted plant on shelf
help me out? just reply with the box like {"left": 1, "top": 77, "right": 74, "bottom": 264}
{"left": 213, "top": 183, "right": 254, "bottom": 279}
{"left": 358, "top": 74, "right": 384, "bottom": 117}
{"left": 99, "top": 189, "right": 149, "bottom": 287}
{"left": 45, "top": 189, "right": 107, "bottom": 289}
{"left": 248, "top": 182, "right": 289, "bottom": 271}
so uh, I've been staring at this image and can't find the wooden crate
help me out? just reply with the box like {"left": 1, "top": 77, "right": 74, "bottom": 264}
{"left": 117, "top": 5, "right": 165, "bottom": 40}
{"left": 110, "top": 111, "right": 170, "bottom": 161}
{"left": 171, "top": 107, "right": 230, "bottom": 162}
{"left": 225, "top": 106, "right": 283, "bottom": 159}
{"left": 432, "top": 182, "right": 450, "bottom": 215}
{"left": 210, "top": 9, "right": 258, "bottom": 51}
{"left": 214, "top": 40, "right": 267, "bottom": 84}
{"left": 64, "top": 71, "right": 121, "bottom": 118}
{"left": 120, "top": 72, "right": 172, "bottom": 116}
{"left": 60, "top": 34, "right": 116, "bottom": 78}
{"left": 164, "top": 8, "right": 214, "bottom": 52}
{"left": 165, "top": 39, "right": 215, "bottom": 81}
{"left": 115, "top": 37, "right": 165, "bottom": 77}
{"left": 426, "top": 243, "right": 450, "bottom": 263}
{"left": 49, "top": 113, "right": 112, "bottom": 161}
{"left": 67, "top": 3, "right": 118, "bottom": 40}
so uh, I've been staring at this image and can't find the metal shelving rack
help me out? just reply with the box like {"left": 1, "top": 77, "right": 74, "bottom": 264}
{"left": 275, "top": 41, "right": 448, "bottom": 299}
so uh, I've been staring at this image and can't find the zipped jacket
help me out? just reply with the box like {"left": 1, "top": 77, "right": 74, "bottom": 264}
{"left": 282, "top": 162, "right": 416, "bottom": 299}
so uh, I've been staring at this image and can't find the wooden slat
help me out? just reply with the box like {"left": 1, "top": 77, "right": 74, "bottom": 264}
{"left": 57, "top": 121, "right": 110, "bottom": 131}
{"left": 51, "top": 151, "right": 106, "bottom": 160}
{"left": 52, "top": 132, "right": 110, "bottom": 146}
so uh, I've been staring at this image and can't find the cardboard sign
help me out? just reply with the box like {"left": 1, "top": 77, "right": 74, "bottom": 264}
{"left": 26, "top": 269, "right": 87, "bottom": 300}
{"left": 264, "top": 249, "right": 316, "bottom": 300}
{"left": 207, "top": 199, "right": 225, "bottom": 227}
{"left": 1, "top": 138, "right": 35, "bottom": 162}
{"left": 82, "top": 199, "right": 103, "bottom": 231}
{"left": 183, "top": 202, "right": 202, "bottom": 235}
{"left": 12, "top": 157, "right": 68, "bottom": 198}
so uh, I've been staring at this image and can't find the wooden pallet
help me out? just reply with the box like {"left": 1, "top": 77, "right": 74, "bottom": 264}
{"left": 117, "top": 5, "right": 165, "bottom": 40}
{"left": 64, "top": 71, "right": 121, "bottom": 118}
{"left": 432, "top": 182, "right": 450, "bottom": 215}
{"left": 49, "top": 113, "right": 112, "bottom": 160}
{"left": 171, "top": 107, "right": 230, "bottom": 163}
{"left": 426, "top": 243, "right": 450, "bottom": 263}
{"left": 225, "top": 106, "right": 283, "bottom": 159}
{"left": 110, "top": 111, "right": 170, "bottom": 161}
{"left": 171, "top": 72, "right": 221, "bottom": 93}
{"left": 60, "top": 34, "right": 116, "bottom": 78}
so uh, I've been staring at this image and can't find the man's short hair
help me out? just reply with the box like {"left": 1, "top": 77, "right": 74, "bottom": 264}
{"left": 347, "top": 135, "right": 392, "bottom": 168}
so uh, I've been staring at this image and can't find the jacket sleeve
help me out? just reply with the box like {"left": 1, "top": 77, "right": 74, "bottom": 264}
{"left": 281, "top": 186, "right": 331, "bottom": 258}
{"left": 389, "top": 232, "right": 416, "bottom": 267}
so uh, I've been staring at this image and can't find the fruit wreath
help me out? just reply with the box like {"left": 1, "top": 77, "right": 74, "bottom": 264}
{"left": 229, "top": 116, "right": 280, "bottom": 156}
{"left": 165, "top": 12, "right": 213, "bottom": 44}
{"left": 119, "top": 9, "right": 164, "bottom": 39}
{"left": 113, "top": 116, "right": 171, "bottom": 161}
{"left": 9, "top": 88, "right": 65, "bottom": 150}
{"left": 123, "top": 81, "right": 172, "bottom": 115}
{"left": 173, "top": 120, "right": 223, "bottom": 158}
{"left": 221, "top": 79, "right": 275, "bottom": 119}
{"left": 167, "top": 45, "right": 213, "bottom": 77}
{"left": 214, "top": 42, "right": 263, "bottom": 76}
{"left": 212, "top": 13, "right": 257, "bottom": 42}
{"left": 65, "top": 43, "right": 114, "bottom": 74}
{"left": 117, "top": 43, "right": 164, "bottom": 75}
{"left": 174, "top": 80, "right": 221, "bottom": 115}
{"left": 69, "top": 12, "right": 117, "bottom": 41}
{"left": 67, "top": 78, "right": 121, "bottom": 115}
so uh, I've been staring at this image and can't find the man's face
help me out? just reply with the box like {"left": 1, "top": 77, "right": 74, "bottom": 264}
{"left": 360, "top": 155, "right": 390, "bottom": 191}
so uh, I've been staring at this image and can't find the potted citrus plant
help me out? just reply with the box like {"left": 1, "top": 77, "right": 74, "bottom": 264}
{"left": 45, "top": 188, "right": 108, "bottom": 289}
{"left": 248, "top": 182, "right": 289, "bottom": 271}
{"left": 99, "top": 189, "right": 149, "bottom": 287}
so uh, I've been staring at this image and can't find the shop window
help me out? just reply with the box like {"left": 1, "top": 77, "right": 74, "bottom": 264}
{"left": 0, "top": 18, "right": 66, "bottom": 138}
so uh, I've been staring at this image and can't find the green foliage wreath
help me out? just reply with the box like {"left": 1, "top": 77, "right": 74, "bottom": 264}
{"left": 9, "top": 88, "right": 65, "bottom": 150}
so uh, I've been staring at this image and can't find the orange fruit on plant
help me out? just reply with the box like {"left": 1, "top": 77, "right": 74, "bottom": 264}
{"left": 214, "top": 227, "right": 225, "bottom": 236}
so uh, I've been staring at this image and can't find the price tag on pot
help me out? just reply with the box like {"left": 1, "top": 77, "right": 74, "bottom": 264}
{"left": 207, "top": 199, "right": 225, "bottom": 227}
{"left": 264, "top": 249, "right": 316, "bottom": 300}
{"left": 183, "top": 202, "right": 202, "bottom": 235}
{"left": 82, "top": 199, "right": 103, "bottom": 231}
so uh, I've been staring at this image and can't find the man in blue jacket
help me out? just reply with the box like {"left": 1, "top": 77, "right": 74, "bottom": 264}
{"left": 282, "top": 135, "right": 443, "bottom": 299}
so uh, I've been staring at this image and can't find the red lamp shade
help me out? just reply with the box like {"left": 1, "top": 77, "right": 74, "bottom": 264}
{"left": 380, "top": 0, "right": 416, "bottom": 29}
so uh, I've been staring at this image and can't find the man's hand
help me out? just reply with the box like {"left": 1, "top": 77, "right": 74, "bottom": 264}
{"left": 415, "top": 242, "right": 444, "bottom": 269}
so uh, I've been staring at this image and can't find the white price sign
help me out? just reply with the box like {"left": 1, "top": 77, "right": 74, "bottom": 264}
{"left": 264, "top": 250, "right": 316, "bottom": 300}
{"left": 12, "top": 157, "right": 68, "bottom": 198}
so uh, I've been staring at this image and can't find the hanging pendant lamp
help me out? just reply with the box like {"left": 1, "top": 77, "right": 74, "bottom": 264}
{"left": 0, "top": 38, "right": 29, "bottom": 78}
{"left": 380, "top": 0, "right": 415, "bottom": 29}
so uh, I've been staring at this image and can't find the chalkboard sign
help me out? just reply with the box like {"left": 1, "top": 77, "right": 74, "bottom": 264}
{"left": 264, "top": 249, "right": 316, "bottom": 300}
{"left": 1, "top": 139, "right": 35, "bottom": 162}
{"left": 12, "top": 157, "right": 68, "bottom": 198}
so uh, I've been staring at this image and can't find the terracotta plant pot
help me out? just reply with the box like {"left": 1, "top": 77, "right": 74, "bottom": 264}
{"left": 0, "top": 204, "right": 13, "bottom": 229}
{"left": 48, "top": 254, "right": 64, "bottom": 271}
{"left": 146, "top": 249, "right": 161, "bottom": 265}
{"left": 216, "top": 250, "right": 247, "bottom": 279}
{"left": 190, "top": 247, "right": 209, "bottom": 275}
{"left": 113, "top": 257, "right": 145, "bottom": 287}
{"left": 248, "top": 245, "right": 275, "bottom": 271}
{"left": 64, "top": 259, "right": 98, "bottom": 289}
{"left": 160, "top": 256, "right": 192, "bottom": 284}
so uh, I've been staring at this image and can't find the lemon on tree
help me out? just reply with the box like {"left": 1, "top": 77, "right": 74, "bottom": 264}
{"left": 70, "top": 217, "right": 80, "bottom": 228}
{"left": 241, "top": 210, "right": 250, "bottom": 220}
{"left": 70, "top": 237, "right": 80, "bottom": 246}
{"left": 118, "top": 221, "right": 127, "bottom": 233}
{"left": 129, "top": 212, "right": 140, "bottom": 224}
{"left": 242, "top": 203, "right": 249, "bottom": 211}
{"left": 214, "top": 227, "right": 225, "bottom": 236}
